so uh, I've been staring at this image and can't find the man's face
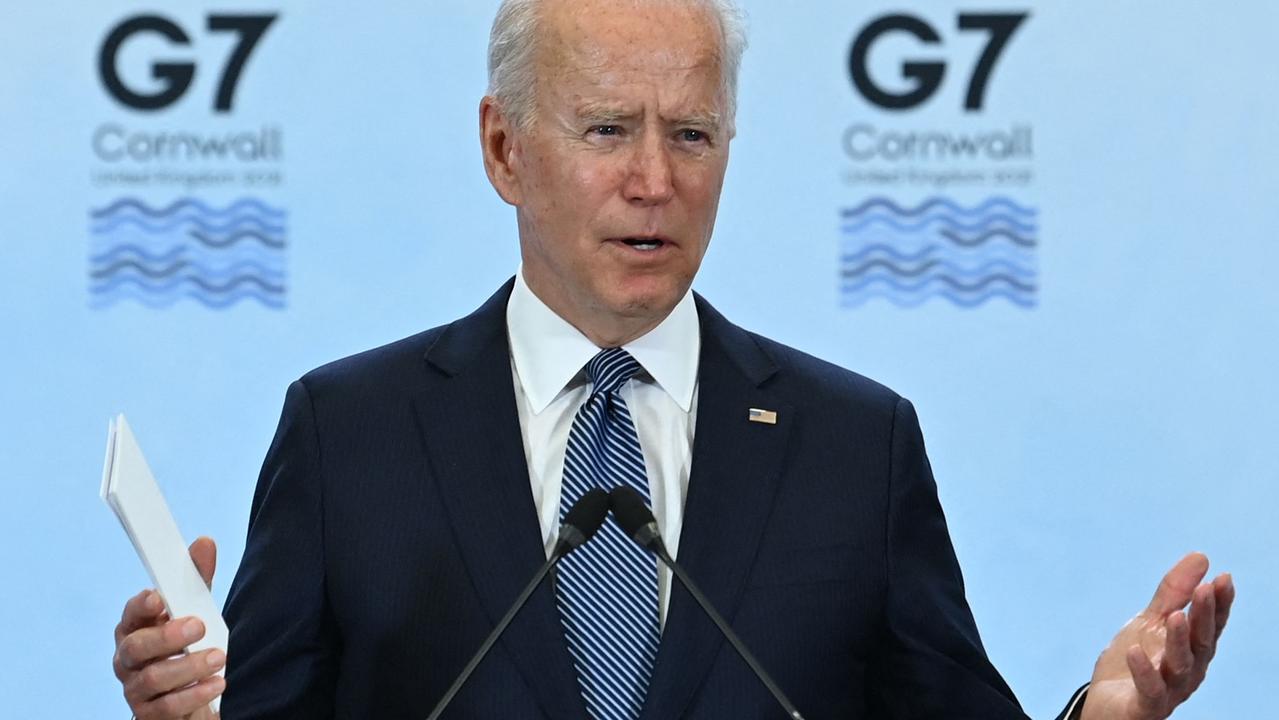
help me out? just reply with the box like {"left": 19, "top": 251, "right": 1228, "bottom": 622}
{"left": 498, "top": 0, "right": 731, "bottom": 340}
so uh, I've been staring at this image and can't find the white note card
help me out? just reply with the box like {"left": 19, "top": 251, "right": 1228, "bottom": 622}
{"left": 101, "top": 414, "right": 227, "bottom": 713}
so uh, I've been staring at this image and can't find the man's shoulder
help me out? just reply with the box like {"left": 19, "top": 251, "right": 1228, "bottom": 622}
{"left": 744, "top": 328, "right": 903, "bottom": 410}
{"left": 696, "top": 295, "right": 904, "bottom": 419}
{"left": 294, "top": 325, "right": 448, "bottom": 400}
{"left": 295, "top": 281, "right": 513, "bottom": 400}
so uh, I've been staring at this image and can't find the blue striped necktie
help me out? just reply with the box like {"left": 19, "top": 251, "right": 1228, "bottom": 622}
{"left": 556, "top": 347, "right": 660, "bottom": 720}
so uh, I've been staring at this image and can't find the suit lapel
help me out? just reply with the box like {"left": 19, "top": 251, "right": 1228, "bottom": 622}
{"left": 639, "top": 296, "right": 795, "bottom": 720}
{"left": 412, "top": 280, "right": 587, "bottom": 720}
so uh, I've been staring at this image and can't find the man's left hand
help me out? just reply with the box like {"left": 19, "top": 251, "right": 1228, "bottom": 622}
{"left": 1080, "top": 552, "right": 1234, "bottom": 720}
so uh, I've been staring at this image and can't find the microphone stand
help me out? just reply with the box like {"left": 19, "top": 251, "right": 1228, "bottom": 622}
{"left": 425, "top": 555, "right": 559, "bottom": 720}
{"left": 613, "top": 487, "right": 806, "bottom": 720}
{"left": 424, "top": 488, "right": 609, "bottom": 720}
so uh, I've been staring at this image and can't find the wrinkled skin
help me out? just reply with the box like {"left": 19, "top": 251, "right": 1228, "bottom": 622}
{"left": 481, "top": 0, "right": 731, "bottom": 347}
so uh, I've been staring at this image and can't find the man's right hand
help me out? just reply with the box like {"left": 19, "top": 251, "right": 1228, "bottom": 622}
{"left": 113, "top": 536, "right": 226, "bottom": 720}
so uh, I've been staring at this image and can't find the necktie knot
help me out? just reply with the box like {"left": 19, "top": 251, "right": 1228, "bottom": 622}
{"left": 585, "top": 347, "right": 642, "bottom": 397}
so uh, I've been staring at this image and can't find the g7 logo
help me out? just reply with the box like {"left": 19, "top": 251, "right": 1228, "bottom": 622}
{"left": 98, "top": 14, "right": 278, "bottom": 112}
{"left": 849, "top": 12, "right": 1028, "bottom": 111}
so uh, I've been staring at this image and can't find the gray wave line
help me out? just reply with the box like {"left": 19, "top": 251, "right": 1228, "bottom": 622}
{"left": 940, "top": 228, "right": 1036, "bottom": 248}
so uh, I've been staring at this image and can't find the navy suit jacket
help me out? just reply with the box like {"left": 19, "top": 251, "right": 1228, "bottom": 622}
{"left": 220, "top": 280, "right": 1042, "bottom": 719}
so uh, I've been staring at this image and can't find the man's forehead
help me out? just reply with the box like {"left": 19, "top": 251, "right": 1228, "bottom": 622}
{"left": 549, "top": 62, "right": 726, "bottom": 125}
{"left": 533, "top": 4, "right": 724, "bottom": 113}
{"left": 571, "top": 96, "right": 723, "bottom": 128}
{"left": 538, "top": 0, "right": 723, "bottom": 74}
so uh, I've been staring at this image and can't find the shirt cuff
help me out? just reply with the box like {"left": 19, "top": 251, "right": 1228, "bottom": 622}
{"left": 1057, "top": 683, "right": 1090, "bottom": 720}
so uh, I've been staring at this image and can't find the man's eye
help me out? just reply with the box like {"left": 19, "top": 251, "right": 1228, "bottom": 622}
{"left": 590, "top": 125, "right": 621, "bottom": 137}
{"left": 679, "top": 129, "right": 708, "bottom": 143}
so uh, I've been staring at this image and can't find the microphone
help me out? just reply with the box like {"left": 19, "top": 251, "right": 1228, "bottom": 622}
{"left": 609, "top": 486, "right": 807, "bottom": 720}
{"left": 425, "top": 488, "right": 611, "bottom": 720}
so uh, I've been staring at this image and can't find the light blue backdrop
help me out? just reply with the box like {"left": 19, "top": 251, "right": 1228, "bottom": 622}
{"left": 0, "top": 1, "right": 1274, "bottom": 717}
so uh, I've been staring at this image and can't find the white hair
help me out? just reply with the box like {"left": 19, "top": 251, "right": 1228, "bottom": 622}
{"left": 486, "top": 0, "right": 748, "bottom": 132}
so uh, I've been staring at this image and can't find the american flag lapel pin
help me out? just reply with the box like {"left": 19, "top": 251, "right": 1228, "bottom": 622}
{"left": 748, "top": 408, "right": 777, "bottom": 425}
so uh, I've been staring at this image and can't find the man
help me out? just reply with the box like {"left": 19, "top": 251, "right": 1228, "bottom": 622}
{"left": 111, "top": 0, "right": 1234, "bottom": 718}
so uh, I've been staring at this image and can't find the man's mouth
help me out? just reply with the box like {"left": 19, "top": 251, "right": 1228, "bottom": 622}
{"left": 617, "top": 237, "right": 667, "bottom": 252}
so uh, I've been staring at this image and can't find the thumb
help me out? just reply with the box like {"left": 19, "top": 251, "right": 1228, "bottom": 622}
{"left": 1147, "top": 551, "right": 1208, "bottom": 615}
{"left": 189, "top": 536, "right": 218, "bottom": 590}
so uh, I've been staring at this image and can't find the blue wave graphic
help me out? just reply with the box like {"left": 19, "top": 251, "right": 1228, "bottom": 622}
{"left": 842, "top": 272, "right": 1036, "bottom": 294}
{"left": 91, "top": 239, "right": 286, "bottom": 264}
{"left": 843, "top": 196, "right": 1036, "bottom": 219}
{"left": 938, "top": 227, "right": 1036, "bottom": 248}
{"left": 841, "top": 258, "right": 1035, "bottom": 281}
{"left": 841, "top": 286, "right": 1036, "bottom": 309}
{"left": 838, "top": 225, "right": 1036, "bottom": 246}
{"left": 839, "top": 242, "right": 1036, "bottom": 266}
{"left": 838, "top": 195, "right": 1038, "bottom": 310}
{"left": 91, "top": 245, "right": 188, "bottom": 266}
{"left": 92, "top": 273, "right": 285, "bottom": 294}
{"left": 91, "top": 214, "right": 286, "bottom": 236}
{"left": 188, "top": 228, "right": 286, "bottom": 249}
{"left": 91, "top": 242, "right": 284, "bottom": 263}
{"left": 839, "top": 239, "right": 1037, "bottom": 266}
{"left": 91, "top": 260, "right": 286, "bottom": 282}
{"left": 90, "top": 285, "right": 286, "bottom": 310}
{"left": 841, "top": 214, "right": 1038, "bottom": 235}
{"left": 91, "top": 197, "right": 286, "bottom": 220}
{"left": 89, "top": 196, "right": 286, "bottom": 310}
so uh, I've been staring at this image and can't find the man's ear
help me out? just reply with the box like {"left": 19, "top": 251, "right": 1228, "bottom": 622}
{"left": 480, "top": 96, "right": 522, "bottom": 207}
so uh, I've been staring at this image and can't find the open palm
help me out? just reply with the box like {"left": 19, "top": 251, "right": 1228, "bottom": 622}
{"left": 1081, "top": 553, "right": 1233, "bottom": 720}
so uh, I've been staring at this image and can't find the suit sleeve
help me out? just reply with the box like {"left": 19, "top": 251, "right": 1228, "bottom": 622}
{"left": 866, "top": 397, "right": 1029, "bottom": 719}
{"left": 220, "top": 380, "right": 340, "bottom": 719}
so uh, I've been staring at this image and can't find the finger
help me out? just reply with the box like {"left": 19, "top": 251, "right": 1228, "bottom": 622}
{"left": 190, "top": 536, "right": 217, "bottom": 590}
{"left": 124, "top": 648, "right": 226, "bottom": 705}
{"left": 1188, "top": 583, "right": 1216, "bottom": 661}
{"left": 116, "top": 617, "right": 207, "bottom": 674}
{"left": 134, "top": 674, "right": 225, "bottom": 720}
{"left": 1127, "top": 644, "right": 1167, "bottom": 713}
{"left": 1160, "top": 611, "right": 1194, "bottom": 690}
{"left": 1147, "top": 552, "right": 1209, "bottom": 615}
{"left": 1212, "top": 573, "right": 1235, "bottom": 638}
{"left": 116, "top": 590, "right": 166, "bottom": 645}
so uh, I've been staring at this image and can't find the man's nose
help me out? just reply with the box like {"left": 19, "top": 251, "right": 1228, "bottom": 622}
{"left": 623, "top": 133, "right": 675, "bottom": 206}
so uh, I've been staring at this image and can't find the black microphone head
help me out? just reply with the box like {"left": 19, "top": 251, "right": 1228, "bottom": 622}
{"left": 609, "top": 486, "right": 657, "bottom": 539}
{"left": 560, "top": 488, "right": 611, "bottom": 551}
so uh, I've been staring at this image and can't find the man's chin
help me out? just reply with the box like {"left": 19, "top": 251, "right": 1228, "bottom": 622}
{"left": 604, "top": 286, "right": 686, "bottom": 322}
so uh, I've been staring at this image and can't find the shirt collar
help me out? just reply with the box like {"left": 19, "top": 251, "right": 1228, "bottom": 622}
{"left": 506, "top": 267, "right": 700, "bottom": 415}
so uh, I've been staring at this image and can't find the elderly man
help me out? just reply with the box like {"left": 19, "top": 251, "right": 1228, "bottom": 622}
{"left": 112, "top": 0, "right": 1233, "bottom": 718}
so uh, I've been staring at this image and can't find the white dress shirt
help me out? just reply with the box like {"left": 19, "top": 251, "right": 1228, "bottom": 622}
{"left": 506, "top": 269, "right": 699, "bottom": 626}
